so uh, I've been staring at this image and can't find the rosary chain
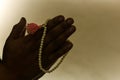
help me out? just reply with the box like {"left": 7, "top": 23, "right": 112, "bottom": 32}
{"left": 38, "top": 22, "right": 68, "bottom": 73}
{"left": 32, "top": 19, "right": 68, "bottom": 80}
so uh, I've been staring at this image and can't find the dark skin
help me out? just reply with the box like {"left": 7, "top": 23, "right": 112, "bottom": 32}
{"left": 0, "top": 15, "right": 76, "bottom": 80}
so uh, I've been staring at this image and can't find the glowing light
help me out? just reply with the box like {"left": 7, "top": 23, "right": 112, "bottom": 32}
{"left": 0, "top": 0, "right": 3, "bottom": 8}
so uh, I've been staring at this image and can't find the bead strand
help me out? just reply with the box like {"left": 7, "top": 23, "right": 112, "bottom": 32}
{"left": 32, "top": 20, "right": 68, "bottom": 80}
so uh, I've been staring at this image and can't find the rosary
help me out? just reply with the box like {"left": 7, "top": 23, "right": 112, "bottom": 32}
{"left": 26, "top": 20, "right": 68, "bottom": 79}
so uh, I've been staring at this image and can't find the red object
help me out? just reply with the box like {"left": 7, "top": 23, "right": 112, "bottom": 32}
{"left": 26, "top": 23, "right": 41, "bottom": 34}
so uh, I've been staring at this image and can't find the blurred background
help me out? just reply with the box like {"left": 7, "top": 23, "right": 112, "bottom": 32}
{"left": 1, "top": 0, "right": 120, "bottom": 80}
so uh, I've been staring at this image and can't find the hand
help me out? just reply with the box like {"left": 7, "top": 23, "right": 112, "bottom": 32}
{"left": 2, "top": 15, "right": 76, "bottom": 80}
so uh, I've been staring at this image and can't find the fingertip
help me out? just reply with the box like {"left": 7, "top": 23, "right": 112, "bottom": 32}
{"left": 70, "top": 25, "right": 76, "bottom": 33}
{"left": 21, "top": 17, "right": 26, "bottom": 23}
{"left": 52, "top": 15, "right": 65, "bottom": 23}
{"left": 21, "top": 17, "right": 26, "bottom": 21}
{"left": 57, "top": 15, "right": 65, "bottom": 21}
{"left": 66, "top": 40, "right": 73, "bottom": 49}
{"left": 18, "top": 17, "right": 26, "bottom": 25}
{"left": 66, "top": 18, "right": 74, "bottom": 25}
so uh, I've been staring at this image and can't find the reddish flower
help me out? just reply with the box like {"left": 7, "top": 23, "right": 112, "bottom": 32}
{"left": 26, "top": 23, "right": 41, "bottom": 34}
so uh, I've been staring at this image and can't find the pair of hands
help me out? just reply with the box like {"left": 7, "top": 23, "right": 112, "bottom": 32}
{"left": 1, "top": 15, "right": 76, "bottom": 80}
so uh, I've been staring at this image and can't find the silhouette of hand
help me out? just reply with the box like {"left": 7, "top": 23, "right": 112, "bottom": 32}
{"left": 2, "top": 15, "right": 76, "bottom": 80}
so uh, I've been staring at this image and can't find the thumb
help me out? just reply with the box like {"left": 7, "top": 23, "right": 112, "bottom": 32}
{"left": 9, "top": 17, "right": 26, "bottom": 39}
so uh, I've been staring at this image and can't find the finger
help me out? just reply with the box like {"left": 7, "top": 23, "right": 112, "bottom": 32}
{"left": 19, "top": 27, "right": 26, "bottom": 37}
{"left": 66, "top": 18, "right": 74, "bottom": 25}
{"left": 46, "top": 15, "right": 65, "bottom": 31}
{"left": 44, "top": 25, "right": 76, "bottom": 54}
{"left": 9, "top": 17, "right": 26, "bottom": 39}
{"left": 49, "top": 40, "right": 73, "bottom": 60}
{"left": 44, "top": 18, "right": 74, "bottom": 46}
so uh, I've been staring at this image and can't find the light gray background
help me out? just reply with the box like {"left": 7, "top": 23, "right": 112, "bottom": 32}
{"left": 0, "top": 0, "right": 120, "bottom": 80}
